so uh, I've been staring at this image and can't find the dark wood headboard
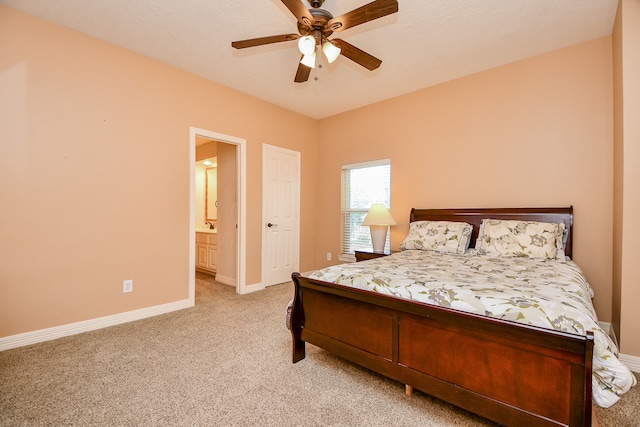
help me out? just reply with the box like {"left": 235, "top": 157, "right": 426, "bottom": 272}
{"left": 410, "top": 207, "right": 574, "bottom": 259}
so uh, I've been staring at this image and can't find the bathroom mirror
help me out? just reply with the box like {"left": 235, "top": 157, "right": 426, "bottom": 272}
{"left": 205, "top": 166, "right": 217, "bottom": 221}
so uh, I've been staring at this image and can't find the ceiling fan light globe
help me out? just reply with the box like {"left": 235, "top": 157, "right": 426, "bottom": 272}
{"left": 322, "top": 41, "right": 341, "bottom": 63}
{"left": 300, "top": 51, "right": 316, "bottom": 68}
{"left": 297, "top": 35, "right": 316, "bottom": 55}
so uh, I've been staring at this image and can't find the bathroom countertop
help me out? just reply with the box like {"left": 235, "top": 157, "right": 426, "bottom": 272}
{"left": 196, "top": 228, "right": 217, "bottom": 234}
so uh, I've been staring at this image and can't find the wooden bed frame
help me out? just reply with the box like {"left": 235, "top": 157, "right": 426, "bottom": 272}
{"left": 290, "top": 207, "right": 595, "bottom": 427}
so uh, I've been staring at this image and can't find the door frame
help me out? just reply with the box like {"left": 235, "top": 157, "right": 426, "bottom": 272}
{"left": 261, "top": 143, "right": 301, "bottom": 287}
{"left": 189, "top": 127, "right": 247, "bottom": 297}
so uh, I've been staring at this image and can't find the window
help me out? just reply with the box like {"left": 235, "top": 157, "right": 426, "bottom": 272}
{"left": 341, "top": 159, "right": 391, "bottom": 258}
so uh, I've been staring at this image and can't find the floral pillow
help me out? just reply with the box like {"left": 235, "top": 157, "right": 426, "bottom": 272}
{"left": 400, "top": 221, "right": 473, "bottom": 255}
{"left": 475, "top": 219, "right": 566, "bottom": 260}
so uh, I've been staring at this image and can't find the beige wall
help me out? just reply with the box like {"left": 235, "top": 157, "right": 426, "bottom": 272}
{"left": 195, "top": 138, "right": 218, "bottom": 161}
{"left": 2, "top": 5, "right": 638, "bottom": 360}
{"left": 195, "top": 140, "right": 218, "bottom": 229}
{"left": 612, "top": 0, "right": 624, "bottom": 348}
{"left": 195, "top": 163, "right": 207, "bottom": 228}
{"left": 0, "top": 6, "right": 319, "bottom": 337}
{"left": 317, "top": 37, "right": 615, "bottom": 322}
{"left": 216, "top": 142, "right": 237, "bottom": 281}
{"left": 613, "top": 0, "right": 640, "bottom": 356}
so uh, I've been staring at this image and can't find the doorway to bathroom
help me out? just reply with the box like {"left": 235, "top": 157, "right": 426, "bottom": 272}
{"left": 189, "top": 127, "right": 246, "bottom": 299}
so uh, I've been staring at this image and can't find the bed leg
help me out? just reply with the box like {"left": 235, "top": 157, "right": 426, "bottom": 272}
{"left": 405, "top": 385, "right": 413, "bottom": 396}
{"left": 290, "top": 275, "right": 306, "bottom": 363}
{"left": 292, "top": 338, "right": 305, "bottom": 363}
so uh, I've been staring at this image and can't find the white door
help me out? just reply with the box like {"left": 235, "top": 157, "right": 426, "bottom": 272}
{"left": 263, "top": 144, "right": 300, "bottom": 286}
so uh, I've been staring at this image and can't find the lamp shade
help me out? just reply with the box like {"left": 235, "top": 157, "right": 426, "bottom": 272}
{"left": 362, "top": 204, "right": 397, "bottom": 226}
{"left": 300, "top": 51, "right": 316, "bottom": 68}
{"left": 322, "top": 40, "right": 341, "bottom": 63}
{"left": 362, "top": 204, "right": 396, "bottom": 253}
{"left": 297, "top": 35, "right": 316, "bottom": 55}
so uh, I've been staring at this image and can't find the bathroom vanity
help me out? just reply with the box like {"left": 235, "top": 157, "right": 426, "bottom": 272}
{"left": 195, "top": 230, "right": 217, "bottom": 275}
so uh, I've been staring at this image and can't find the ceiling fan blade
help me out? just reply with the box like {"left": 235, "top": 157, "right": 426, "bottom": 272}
{"left": 231, "top": 34, "right": 299, "bottom": 49}
{"left": 332, "top": 39, "right": 382, "bottom": 71}
{"left": 327, "top": 0, "right": 398, "bottom": 32}
{"left": 281, "top": 0, "right": 315, "bottom": 27}
{"left": 294, "top": 58, "right": 312, "bottom": 83}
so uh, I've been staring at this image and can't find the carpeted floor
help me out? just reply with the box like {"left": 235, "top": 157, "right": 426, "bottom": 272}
{"left": 0, "top": 273, "right": 638, "bottom": 426}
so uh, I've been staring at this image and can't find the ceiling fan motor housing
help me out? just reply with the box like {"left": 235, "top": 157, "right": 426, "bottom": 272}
{"left": 298, "top": 7, "right": 335, "bottom": 38}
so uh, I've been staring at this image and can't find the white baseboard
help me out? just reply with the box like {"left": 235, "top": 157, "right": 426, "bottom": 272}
{"left": 598, "top": 321, "right": 639, "bottom": 373}
{"left": 215, "top": 274, "right": 236, "bottom": 287}
{"left": 598, "top": 321, "right": 611, "bottom": 335}
{"left": 0, "top": 299, "right": 193, "bottom": 351}
{"left": 240, "top": 281, "right": 264, "bottom": 294}
{"left": 598, "top": 321, "right": 619, "bottom": 348}
{"left": 619, "top": 354, "right": 640, "bottom": 373}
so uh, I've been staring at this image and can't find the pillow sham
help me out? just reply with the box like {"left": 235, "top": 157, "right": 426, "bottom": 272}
{"left": 400, "top": 221, "right": 473, "bottom": 254}
{"left": 475, "top": 219, "right": 566, "bottom": 260}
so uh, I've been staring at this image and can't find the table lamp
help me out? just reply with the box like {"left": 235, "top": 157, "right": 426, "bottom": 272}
{"left": 362, "top": 204, "right": 397, "bottom": 253}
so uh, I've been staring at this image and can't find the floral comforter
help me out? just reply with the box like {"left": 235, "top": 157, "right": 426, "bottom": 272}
{"left": 307, "top": 250, "right": 636, "bottom": 408}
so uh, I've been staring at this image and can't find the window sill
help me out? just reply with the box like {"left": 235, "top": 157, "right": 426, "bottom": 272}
{"left": 338, "top": 254, "right": 356, "bottom": 263}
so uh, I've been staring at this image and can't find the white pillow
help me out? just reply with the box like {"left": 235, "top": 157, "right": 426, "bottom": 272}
{"left": 475, "top": 219, "right": 566, "bottom": 260}
{"left": 400, "top": 221, "right": 473, "bottom": 255}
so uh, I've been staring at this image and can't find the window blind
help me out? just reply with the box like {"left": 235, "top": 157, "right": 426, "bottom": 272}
{"left": 341, "top": 159, "right": 391, "bottom": 255}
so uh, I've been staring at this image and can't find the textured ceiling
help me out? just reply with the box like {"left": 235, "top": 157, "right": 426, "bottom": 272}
{"left": 1, "top": 0, "right": 618, "bottom": 119}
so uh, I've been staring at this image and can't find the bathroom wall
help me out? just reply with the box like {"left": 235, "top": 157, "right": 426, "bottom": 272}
{"left": 216, "top": 142, "right": 238, "bottom": 283}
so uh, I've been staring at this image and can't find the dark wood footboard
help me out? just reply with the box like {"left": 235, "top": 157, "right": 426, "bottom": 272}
{"left": 290, "top": 273, "right": 594, "bottom": 427}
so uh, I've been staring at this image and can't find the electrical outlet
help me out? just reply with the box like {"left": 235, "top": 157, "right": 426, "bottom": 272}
{"left": 326, "top": 252, "right": 332, "bottom": 261}
{"left": 123, "top": 279, "right": 133, "bottom": 293}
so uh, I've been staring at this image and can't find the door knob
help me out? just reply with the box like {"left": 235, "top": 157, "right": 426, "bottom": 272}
{"left": 267, "top": 223, "right": 277, "bottom": 227}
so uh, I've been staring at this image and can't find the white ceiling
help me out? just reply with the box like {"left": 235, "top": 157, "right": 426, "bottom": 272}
{"left": 1, "top": 0, "right": 618, "bottom": 119}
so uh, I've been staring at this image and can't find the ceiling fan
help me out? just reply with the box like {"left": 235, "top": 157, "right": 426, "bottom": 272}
{"left": 231, "top": 0, "right": 399, "bottom": 83}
